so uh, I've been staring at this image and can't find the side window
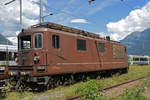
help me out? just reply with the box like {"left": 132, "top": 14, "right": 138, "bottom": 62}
{"left": 34, "top": 34, "right": 42, "bottom": 48}
{"left": 124, "top": 47, "right": 127, "bottom": 56}
{"left": 97, "top": 43, "right": 105, "bottom": 53}
{"left": 77, "top": 39, "right": 86, "bottom": 51}
{"left": 133, "top": 57, "right": 139, "bottom": 61}
{"left": 52, "top": 35, "right": 59, "bottom": 48}
{"left": 140, "top": 58, "right": 148, "bottom": 61}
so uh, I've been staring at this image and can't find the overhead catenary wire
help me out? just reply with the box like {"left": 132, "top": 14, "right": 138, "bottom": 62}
{"left": 4, "top": 0, "right": 22, "bottom": 25}
{"left": 45, "top": 5, "right": 102, "bottom": 30}
{"left": 120, "top": 0, "right": 134, "bottom": 10}
{"left": 4, "top": 0, "right": 16, "bottom": 5}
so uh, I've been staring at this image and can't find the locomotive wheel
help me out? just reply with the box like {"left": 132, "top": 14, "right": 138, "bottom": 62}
{"left": 70, "top": 74, "right": 74, "bottom": 84}
{"left": 15, "top": 79, "right": 27, "bottom": 92}
{"left": 28, "top": 83, "right": 39, "bottom": 92}
{"left": 121, "top": 68, "right": 129, "bottom": 73}
{"left": 45, "top": 77, "right": 56, "bottom": 90}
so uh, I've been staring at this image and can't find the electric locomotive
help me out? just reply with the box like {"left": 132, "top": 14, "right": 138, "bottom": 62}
{"left": 8, "top": 22, "right": 129, "bottom": 88}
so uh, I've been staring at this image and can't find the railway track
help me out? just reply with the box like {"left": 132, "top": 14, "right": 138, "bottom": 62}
{"left": 65, "top": 75, "right": 150, "bottom": 100}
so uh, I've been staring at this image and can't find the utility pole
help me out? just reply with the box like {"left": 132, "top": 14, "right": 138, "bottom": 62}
{"left": 20, "top": 0, "right": 22, "bottom": 25}
{"left": 6, "top": 39, "right": 9, "bottom": 66}
{"left": 40, "top": 0, "right": 43, "bottom": 23}
{"left": 6, "top": 0, "right": 94, "bottom": 24}
{"left": 5, "top": 0, "right": 22, "bottom": 25}
{"left": 39, "top": 0, "right": 53, "bottom": 23}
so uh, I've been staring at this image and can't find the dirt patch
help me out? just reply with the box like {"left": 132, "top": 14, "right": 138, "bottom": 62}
{"left": 142, "top": 88, "right": 150, "bottom": 99}
{"left": 102, "top": 79, "right": 144, "bottom": 99}
{"left": 32, "top": 91, "right": 64, "bottom": 100}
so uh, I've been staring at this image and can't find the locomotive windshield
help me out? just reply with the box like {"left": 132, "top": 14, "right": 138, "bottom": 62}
{"left": 19, "top": 35, "right": 31, "bottom": 50}
{"left": 34, "top": 33, "right": 42, "bottom": 48}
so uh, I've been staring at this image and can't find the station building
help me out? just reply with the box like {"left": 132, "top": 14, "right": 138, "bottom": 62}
{"left": 0, "top": 44, "right": 17, "bottom": 65}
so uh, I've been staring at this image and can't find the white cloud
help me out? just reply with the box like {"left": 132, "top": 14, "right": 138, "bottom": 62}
{"left": 0, "top": 0, "right": 41, "bottom": 37}
{"left": 7, "top": 37, "right": 18, "bottom": 45}
{"left": 106, "top": 1, "right": 150, "bottom": 41}
{"left": 15, "top": 31, "right": 20, "bottom": 36}
{"left": 70, "top": 19, "right": 88, "bottom": 23}
{"left": 22, "top": 0, "right": 40, "bottom": 18}
{"left": 97, "top": 32, "right": 107, "bottom": 38}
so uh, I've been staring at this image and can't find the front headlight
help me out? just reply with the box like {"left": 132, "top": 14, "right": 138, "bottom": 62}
{"left": 34, "top": 53, "right": 40, "bottom": 64}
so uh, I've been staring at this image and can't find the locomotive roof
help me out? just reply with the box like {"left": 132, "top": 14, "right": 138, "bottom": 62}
{"left": 23, "top": 22, "right": 121, "bottom": 44}
{"left": 31, "top": 22, "right": 101, "bottom": 38}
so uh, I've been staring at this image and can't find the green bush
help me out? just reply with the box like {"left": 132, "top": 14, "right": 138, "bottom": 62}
{"left": 75, "top": 78, "right": 105, "bottom": 100}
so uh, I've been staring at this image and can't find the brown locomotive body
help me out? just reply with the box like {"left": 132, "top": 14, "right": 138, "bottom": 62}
{"left": 9, "top": 22, "right": 128, "bottom": 85}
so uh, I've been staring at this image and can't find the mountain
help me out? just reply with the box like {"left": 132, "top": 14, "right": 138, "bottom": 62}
{"left": 0, "top": 34, "right": 13, "bottom": 45}
{"left": 120, "top": 28, "right": 150, "bottom": 56}
{"left": 7, "top": 37, "right": 17, "bottom": 45}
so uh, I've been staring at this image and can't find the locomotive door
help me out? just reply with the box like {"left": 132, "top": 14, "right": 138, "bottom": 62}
{"left": 34, "top": 33, "right": 48, "bottom": 69}
{"left": 42, "top": 33, "right": 49, "bottom": 67}
{"left": 41, "top": 50, "right": 48, "bottom": 66}
{"left": 95, "top": 40, "right": 102, "bottom": 68}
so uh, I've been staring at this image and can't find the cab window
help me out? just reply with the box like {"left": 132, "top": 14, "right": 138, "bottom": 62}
{"left": 20, "top": 35, "right": 31, "bottom": 49}
{"left": 52, "top": 35, "right": 59, "bottom": 48}
{"left": 77, "top": 39, "right": 86, "bottom": 51}
{"left": 34, "top": 33, "right": 42, "bottom": 48}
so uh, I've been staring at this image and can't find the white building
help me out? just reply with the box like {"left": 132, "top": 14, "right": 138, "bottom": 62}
{"left": 0, "top": 44, "right": 17, "bottom": 66}
{"left": 0, "top": 45, "right": 17, "bottom": 52}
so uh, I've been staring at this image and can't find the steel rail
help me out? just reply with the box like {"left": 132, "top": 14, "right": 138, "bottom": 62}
{"left": 65, "top": 75, "right": 150, "bottom": 100}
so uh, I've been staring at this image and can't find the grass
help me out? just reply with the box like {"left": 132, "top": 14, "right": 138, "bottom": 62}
{"left": 2, "top": 91, "right": 34, "bottom": 100}
{"left": 114, "top": 77, "right": 150, "bottom": 100}
{"left": 2, "top": 65, "right": 150, "bottom": 100}
{"left": 115, "top": 88, "right": 150, "bottom": 100}
{"left": 75, "top": 79, "right": 103, "bottom": 100}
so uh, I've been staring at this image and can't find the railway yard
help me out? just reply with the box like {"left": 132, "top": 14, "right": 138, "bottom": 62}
{"left": 1, "top": 65, "right": 150, "bottom": 100}
{"left": 1, "top": 0, "right": 150, "bottom": 100}
{"left": 0, "top": 22, "right": 148, "bottom": 100}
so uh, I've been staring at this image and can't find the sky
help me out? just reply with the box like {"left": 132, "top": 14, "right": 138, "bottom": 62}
{"left": 0, "top": 0, "right": 150, "bottom": 44}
